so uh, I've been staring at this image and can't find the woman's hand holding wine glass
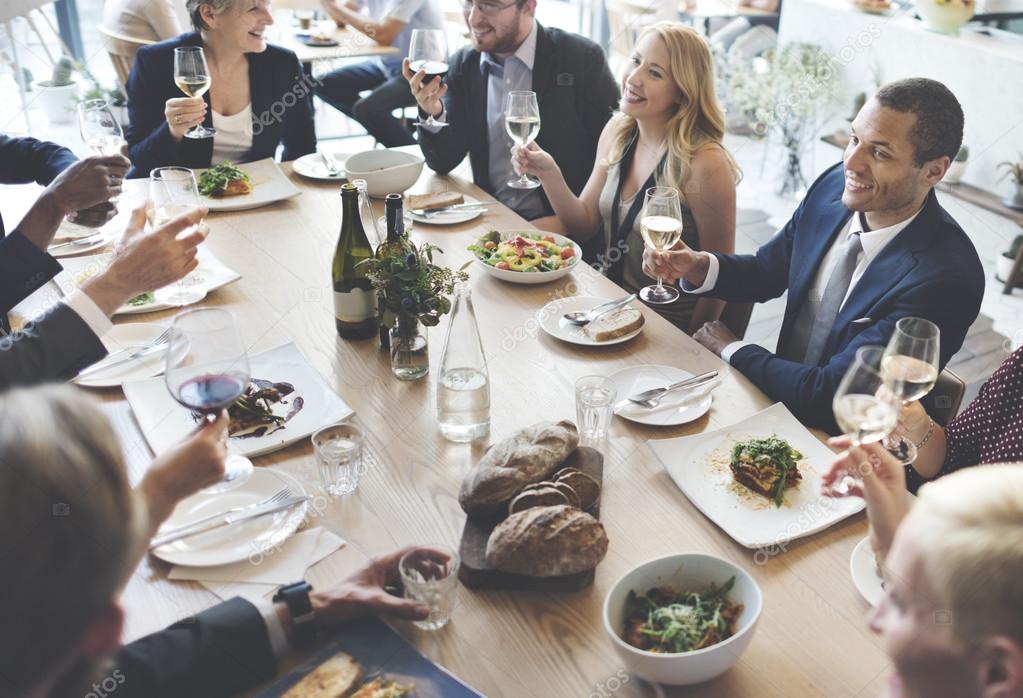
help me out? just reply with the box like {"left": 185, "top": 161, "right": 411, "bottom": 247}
{"left": 170, "top": 46, "right": 214, "bottom": 141}
{"left": 504, "top": 91, "right": 541, "bottom": 189}
{"left": 879, "top": 317, "right": 940, "bottom": 466}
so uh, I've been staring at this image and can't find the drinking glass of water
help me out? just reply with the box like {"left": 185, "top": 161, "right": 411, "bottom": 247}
{"left": 575, "top": 375, "right": 617, "bottom": 441}
{"left": 399, "top": 545, "right": 460, "bottom": 631}
{"left": 313, "top": 421, "right": 364, "bottom": 496}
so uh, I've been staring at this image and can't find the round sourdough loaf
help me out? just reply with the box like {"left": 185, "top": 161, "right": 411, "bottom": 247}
{"left": 485, "top": 504, "right": 608, "bottom": 576}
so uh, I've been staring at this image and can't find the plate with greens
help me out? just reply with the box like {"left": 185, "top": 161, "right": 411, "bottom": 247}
{"left": 468, "top": 230, "right": 581, "bottom": 284}
{"left": 195, "top": 158, "right": 301, "bottom": 212}
{"left": 646, "top": 402, "right": 864, "bottom": 549}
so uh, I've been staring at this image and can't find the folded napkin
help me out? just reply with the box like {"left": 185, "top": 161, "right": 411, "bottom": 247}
{"left": 170, "top": 527, "right": 345, "bottom": 601}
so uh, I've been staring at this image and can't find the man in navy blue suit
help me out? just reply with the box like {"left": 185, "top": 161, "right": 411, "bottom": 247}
{"left": 645, "top": 78, "right": 984, "bottom": 432}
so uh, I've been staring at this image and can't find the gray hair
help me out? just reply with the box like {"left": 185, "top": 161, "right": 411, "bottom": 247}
{"left": 186, "top": 0, "right": 240, "bottom": 32}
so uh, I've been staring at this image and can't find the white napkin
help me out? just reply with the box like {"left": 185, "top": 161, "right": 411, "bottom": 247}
{"left": 169, "top": 527, "right": 345, "bottom": 601}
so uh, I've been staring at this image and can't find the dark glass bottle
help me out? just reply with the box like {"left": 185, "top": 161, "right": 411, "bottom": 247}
{"left": 332, "top": 183, "right": 377, "bottom": 340}
{"left": 376, "top": 193, "right": 408, "bottom": 348}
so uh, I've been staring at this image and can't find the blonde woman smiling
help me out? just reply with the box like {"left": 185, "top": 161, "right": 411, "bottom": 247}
{"left": 512, "top": 22, "right": 739, "bottom": 333}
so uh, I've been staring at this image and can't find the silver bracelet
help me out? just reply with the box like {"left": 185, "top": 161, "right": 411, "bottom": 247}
{"left": 914, "top": 419, "right": 936, "bottom": 449}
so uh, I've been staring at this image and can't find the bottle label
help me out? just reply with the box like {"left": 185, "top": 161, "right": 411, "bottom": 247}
{"left": 334, "top": 288, "right": 377, "bottom": 323}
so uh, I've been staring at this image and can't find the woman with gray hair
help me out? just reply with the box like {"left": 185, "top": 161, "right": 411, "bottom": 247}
{"left": 0, "top": 386, "right": 430, "bottom": 697}
{"left": 125, "top": 0, "right": 316, "bottom": 178}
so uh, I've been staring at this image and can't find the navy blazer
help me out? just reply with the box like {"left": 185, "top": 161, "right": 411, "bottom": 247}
{"left": 0, "top": 134, "right": 77, "bottom": 236}
{"left": 125, "top": 32, "right": 316, "bottom": 178}
{"left": 706, "top": 163, "right": 984, "bottom": 432}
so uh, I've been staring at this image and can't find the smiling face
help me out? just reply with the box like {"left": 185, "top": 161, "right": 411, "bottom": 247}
{"left": 464, "top": 0, "right": 534, "bottom": 57}
{"left": 620, "top": 32, "right": 683, "bottom": 124}
{"left": 203, "top": 0, "right": 274, "bottom": 54}
{"left": 843, "top": 98, "right": 947, "bottom": 227}
{"left": 868, "top": 512, "right": 979, "bottom": 698}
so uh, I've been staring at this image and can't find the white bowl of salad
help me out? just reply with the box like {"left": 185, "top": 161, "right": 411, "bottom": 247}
{"left": 468, "top": 230, "right": 582, "bottom": 284}
{"left": 603, "top": 553, "right": 762, "bottom": 685}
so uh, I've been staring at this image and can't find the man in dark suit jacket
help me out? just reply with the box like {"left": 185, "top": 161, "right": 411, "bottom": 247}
{"left": 403, "top": 0, "right": 618, "bottom": 222}
{"left": 646, "top": 79, "right": 985, "bottom": 432}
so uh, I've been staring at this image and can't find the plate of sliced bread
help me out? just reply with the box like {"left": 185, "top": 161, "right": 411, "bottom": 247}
{"left": 538, "top": 296, "right": 644, "bottom": 346}
{"left": 406, "top": 191, "right": 483, "bottom": 225}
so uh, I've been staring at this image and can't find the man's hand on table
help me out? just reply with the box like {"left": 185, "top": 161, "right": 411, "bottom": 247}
{"left": 693, "top": 320, "right": 738, "bottom": 357}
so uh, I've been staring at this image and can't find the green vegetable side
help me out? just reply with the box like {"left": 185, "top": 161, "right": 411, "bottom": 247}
{"left": 622, "top": 579, "right": 743, "bottom": 654}
{"left": 468, "top": 230, "right": 577, "bottom": 273}
{"left": 198, "top": 162, "right": 251, "bottom": 196}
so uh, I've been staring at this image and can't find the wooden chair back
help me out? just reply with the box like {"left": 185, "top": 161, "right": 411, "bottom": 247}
{"left": 97, "top": 25, "right": 154, "bottom": 91}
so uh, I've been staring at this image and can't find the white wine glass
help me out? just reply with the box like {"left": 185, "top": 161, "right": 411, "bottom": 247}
{"left": 149, "top": 167, "right": 208, "bottom": 307}
{"left": 639, "top": 186, "right": 683, "bottom": 305}
{"left": 166, "top": 308, "right": 252, "bottom": 493}
{"left": 78, "top": 99, "right": 124, "bottom": 156}
{"left": 831, "top": 345, "right": 900, "bottom": 494}
{"left": 880, "top": 317, "right": 940, "bottom": 466}
{"left": 174, "top": 46, "right": 215, "bottom": 139}
{"left": 504, "top": 90, "right": 540, "bottom": 189}
{"left": 408, "top": 29, "right": 449, "bottom": 129}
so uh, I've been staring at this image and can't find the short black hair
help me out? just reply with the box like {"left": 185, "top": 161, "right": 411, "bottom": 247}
{"left": 874, "top": 78, "right": 964, "bottom": 166}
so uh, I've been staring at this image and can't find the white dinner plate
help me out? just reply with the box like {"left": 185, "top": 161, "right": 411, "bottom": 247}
{"left": 609, "top": 364, "right": 715, "bottom": 427}
{"left": 55, "top": 244, "right": 241, "bottom": 315}
{"left": 537, "top": 296, "right": 644, "bottom": 346}
{"left": 196, "top": 158, "right": 301, "bottom": 211}
{"left": 73, "top": 323, "right": 189, "bottom": 388}
{"left": 646, "top": 402, "right": 865, "bottom": 549}
{"left": 48, "top": 219, "right": 114, "bottom": 258}
{"left": 292, "top": 149, "right": 352, "bottom": 181}
{"left": 124, "top": 342, "right": 354, "bottom": 458}
{"left": 850, "top": 536, "right": 885, "bottom": 607}
{"left": 151, "top": 466, "right": 308, "bottom": 567}
{"left": 408, "top": 195, "right": 483, "bottom": 225}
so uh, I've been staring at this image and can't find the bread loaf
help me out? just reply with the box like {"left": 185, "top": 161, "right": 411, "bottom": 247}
{"left": 459, "top": 420, "right": 579, "bottom": 518}
{"left": 485, "top": 505, "right": 608, "bottom": 576}
{"left": 407, "top": 191, "right": 464, "bottom": 210}
{"left": 583, "top": 306, "right": 644, "bottom": 342}
{"left": 555, "top": 468, "right": 601, "bottom": 510}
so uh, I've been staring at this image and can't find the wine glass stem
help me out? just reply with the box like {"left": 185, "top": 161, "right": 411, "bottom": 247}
{"left": 656, "top": 276, "right": 664, "bottom": 291}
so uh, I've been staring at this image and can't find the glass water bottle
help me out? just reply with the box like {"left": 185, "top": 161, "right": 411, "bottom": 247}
{"left": 436, "top": 282, "right": 490, "bottom": 442}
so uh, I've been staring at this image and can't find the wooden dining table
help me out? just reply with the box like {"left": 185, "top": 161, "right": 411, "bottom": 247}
{"left": 17, "top": 157, "right": 892, "bottom": 697}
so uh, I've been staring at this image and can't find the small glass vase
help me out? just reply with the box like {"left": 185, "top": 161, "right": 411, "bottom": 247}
{"left": 390, "top": 315, "right": 429, "bottom": 380}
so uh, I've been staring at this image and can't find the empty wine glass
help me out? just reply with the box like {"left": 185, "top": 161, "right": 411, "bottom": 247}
{"left": 639, "top": 186, "right": 683, "bottom": 305}
{"left": 149, "top": 167, "right": 208, "bottom": 307}
{"left": 831, "top": 345, "right": 900, "bottom": 494}
{"left": 504, "top": 90, "right": 540, "bottom": 189}
{"left": 78, "top": 99, "right": 125, "bottom": 156}
{"left": 408, "top": 29, "right": 449, "bottom": 129}
{"left": 166, "top": 308, "right": 252, "bottom": 492}
{"left": 880, "top": 317, "right": 940, "bottom": 465}
{"left": 174, "top": 46, "right": 215, "bottom": 139}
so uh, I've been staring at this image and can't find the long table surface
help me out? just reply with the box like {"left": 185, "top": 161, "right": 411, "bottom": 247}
{"left": 25, "top": 161, "right": 888, "bottom": 696}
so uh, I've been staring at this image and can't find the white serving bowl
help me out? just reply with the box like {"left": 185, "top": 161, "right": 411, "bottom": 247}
{"left": 343, "top": 149, "right": 424, "bottom": 197}
{"left": 603, "top": 553, "right": 763, "bottom": 686}
{"left": 472, "top": 230, "right": 583, "bottom": 285}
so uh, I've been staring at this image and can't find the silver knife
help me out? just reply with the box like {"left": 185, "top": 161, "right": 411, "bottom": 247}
{"left": 411, "top": 201, "right": 497, "bottom": 214}
{"left": 149, "top": 495, "right": 310, "bottom": 549}
{"left": 75, "top": 342, "right": 168, "bottom": 379}
{"left": 318, "top": 148, "right": 342, "bottom": 177}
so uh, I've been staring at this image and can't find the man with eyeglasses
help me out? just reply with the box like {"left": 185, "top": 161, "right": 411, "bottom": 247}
{"left": 318, "top": 0, "right": 444, "bottom": 147}
{"left": 403, "top": 0, "right": 618, "bottom": 228}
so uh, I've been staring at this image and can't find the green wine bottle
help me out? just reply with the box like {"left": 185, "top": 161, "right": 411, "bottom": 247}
{"left": 333, "top": 183, "right": 377, "bottom": 340}
{"left": 376, "top": 193, "right": 408, "bottom": 348}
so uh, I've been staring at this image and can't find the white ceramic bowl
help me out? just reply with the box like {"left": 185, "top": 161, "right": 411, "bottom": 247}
{"left": 471, "top": 230, "right": 583, "bottom": 285}
{"left": 343, "top": 149, "right": 424, "bottom": 197}
{"left": 603, "top": 553, "right": 763, "bottom": 686}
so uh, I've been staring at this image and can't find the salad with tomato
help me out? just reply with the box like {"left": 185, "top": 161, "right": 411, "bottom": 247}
{"left": 468, "top": 231, "right": 577, "bottom": 273}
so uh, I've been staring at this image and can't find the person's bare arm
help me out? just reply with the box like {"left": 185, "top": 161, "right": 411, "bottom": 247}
{"left": 684, "top": 146, "right": 736, "bottom": 333}
{"left": 320, "top": 0, "right": 406, "bottom": 45}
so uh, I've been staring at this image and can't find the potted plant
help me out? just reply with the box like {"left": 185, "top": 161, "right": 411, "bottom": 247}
{"left": 81, "top": 81, "right": 129, "bottom": 125}
{"left": 35, "top": 56, "right": 79, "bottom": 125}
{"left": 996, "top": 233, "right": 1023, "bottom": 284}
{"left": 916, "top": 0, "right": 975, "bottom": 35}
{"left": 998, "top": 155, "right": 1023, "bottom": 210}
{"left": 359, "top": 241, "right": 468, "bottom": 381}
{"left": 945, "top": 145, "right": 969, "bottom": 184}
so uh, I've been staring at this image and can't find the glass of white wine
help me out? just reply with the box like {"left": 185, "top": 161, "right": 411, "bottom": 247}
{"left": 174, "top": 46, "right": 215, "bottom": 139}
{"left": 831, "top": 345, "right": 900, "bottom": 493}
{"left": 77, "top": 99, "right": 124, "bottom": 156}
{"left": 880, "top": 317, "right": 940, "bottom": 466}
{"left": 504, "top": 90, "right": 540, "bottom": 189}
{"left": 149, "top": 167, "right": 207, "bottom": 307}
{"left": 639, "top": 186, "right": 683, "bottom": 305}
{"left": 408, "top": 29, "right": 449, "bottom": 129}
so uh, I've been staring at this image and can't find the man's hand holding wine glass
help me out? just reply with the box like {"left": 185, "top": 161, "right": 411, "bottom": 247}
{"left": 642, "top": 238, "right": 711, "bottom": 288}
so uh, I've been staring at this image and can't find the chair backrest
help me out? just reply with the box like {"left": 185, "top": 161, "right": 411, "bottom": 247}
{"left": 921, "top": 367, "right": 966, "bottom": 427}
{"left": 719, "top": 301, "right": 754, "bottom": 340}
{"left": 604, "top": 0, "right": 657, "bottom": 75}
{"left": 97, "top": 25, "right": 155, "bottom": 91}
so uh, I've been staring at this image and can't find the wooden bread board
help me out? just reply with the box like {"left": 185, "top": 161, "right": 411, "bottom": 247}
{"left": 458, "top": 447, "right": 604, "bottom": 592}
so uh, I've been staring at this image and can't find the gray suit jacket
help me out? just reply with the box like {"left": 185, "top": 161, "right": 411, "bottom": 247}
{"left": 0, "top": 303, "right": 107, "bottom": 390}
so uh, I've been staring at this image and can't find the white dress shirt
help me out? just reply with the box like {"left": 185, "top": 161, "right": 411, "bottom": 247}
{"left": 64, "top": 289, "right": 113, "bottom": 339}
{"left": 685, "top": 206, "right": 924, "bottom": 363}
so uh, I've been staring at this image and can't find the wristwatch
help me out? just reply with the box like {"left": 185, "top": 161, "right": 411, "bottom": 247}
{"left": 273, "top": 581, "right": 317, "bottom": 647}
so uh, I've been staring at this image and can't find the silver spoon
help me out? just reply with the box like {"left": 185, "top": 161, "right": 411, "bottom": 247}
{"left": 563, "top": 293, "right": 638, "bottom": 326}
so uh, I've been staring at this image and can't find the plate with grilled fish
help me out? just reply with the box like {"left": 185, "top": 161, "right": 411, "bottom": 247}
{"left": 646, "top": 402, "right": 864, "bottom": 549}
{"left": 194, "top": 158, "right": 301, "bottom": 211}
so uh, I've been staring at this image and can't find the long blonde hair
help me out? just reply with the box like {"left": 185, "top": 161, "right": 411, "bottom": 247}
{"left": 0, "top": 386, "right": 142, "bottom": 695}
{"left": 607, "top": 22, "right": 741, "bottom": 195}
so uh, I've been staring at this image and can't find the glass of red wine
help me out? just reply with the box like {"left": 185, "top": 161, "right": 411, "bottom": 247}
{"left": 408, "top": 29, "right": 449, "bottom": 129}
{"left": 165, "top": 307, "right": 252, "bottom": 493}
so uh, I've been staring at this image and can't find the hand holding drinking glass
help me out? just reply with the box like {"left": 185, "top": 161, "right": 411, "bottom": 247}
{"left": 639, "top": 186, "right": 683, "bottom": 305}
{"left": 407, "top": 29, "right": 449, "bottom": 129}
{"left": 78, "top": 99, "right": 125, "bottom": 156}
{"left": 879, "top": 317, "right": 940, "bottom": 466}
{"left": 505, "top": 90, "right": 541, "bottom": 189}
{"left": 149, "top": 166, "right": 208, "bottom": 306}
{"left": 173, "top": 46, "right": 214, "bottom": 139}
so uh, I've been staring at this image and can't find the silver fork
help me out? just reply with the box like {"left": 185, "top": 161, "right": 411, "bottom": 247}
{"left": 627, "top": 371, "right": 718, "bottom": 409}
{"left": 155, "top": 488, "right": 292, "bottom": 539}
{"left": 75, "top": 328, "right": 173, "bottom": 379}
{"left": 49, "top": 231, "right": 106, "bottom": 250}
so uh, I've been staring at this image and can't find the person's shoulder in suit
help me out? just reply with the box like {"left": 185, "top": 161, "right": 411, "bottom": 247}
{"left": 540, "top": 23, "right": 606, "bottom": 58}
{"left": 135, "top": 31, "right": 201, "bottom": 64}
{"left": 446, "top": 42, "right": 480, "bottom": 78}
{"left": 256, "top": 41, "right": 302, "bottom": 69}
